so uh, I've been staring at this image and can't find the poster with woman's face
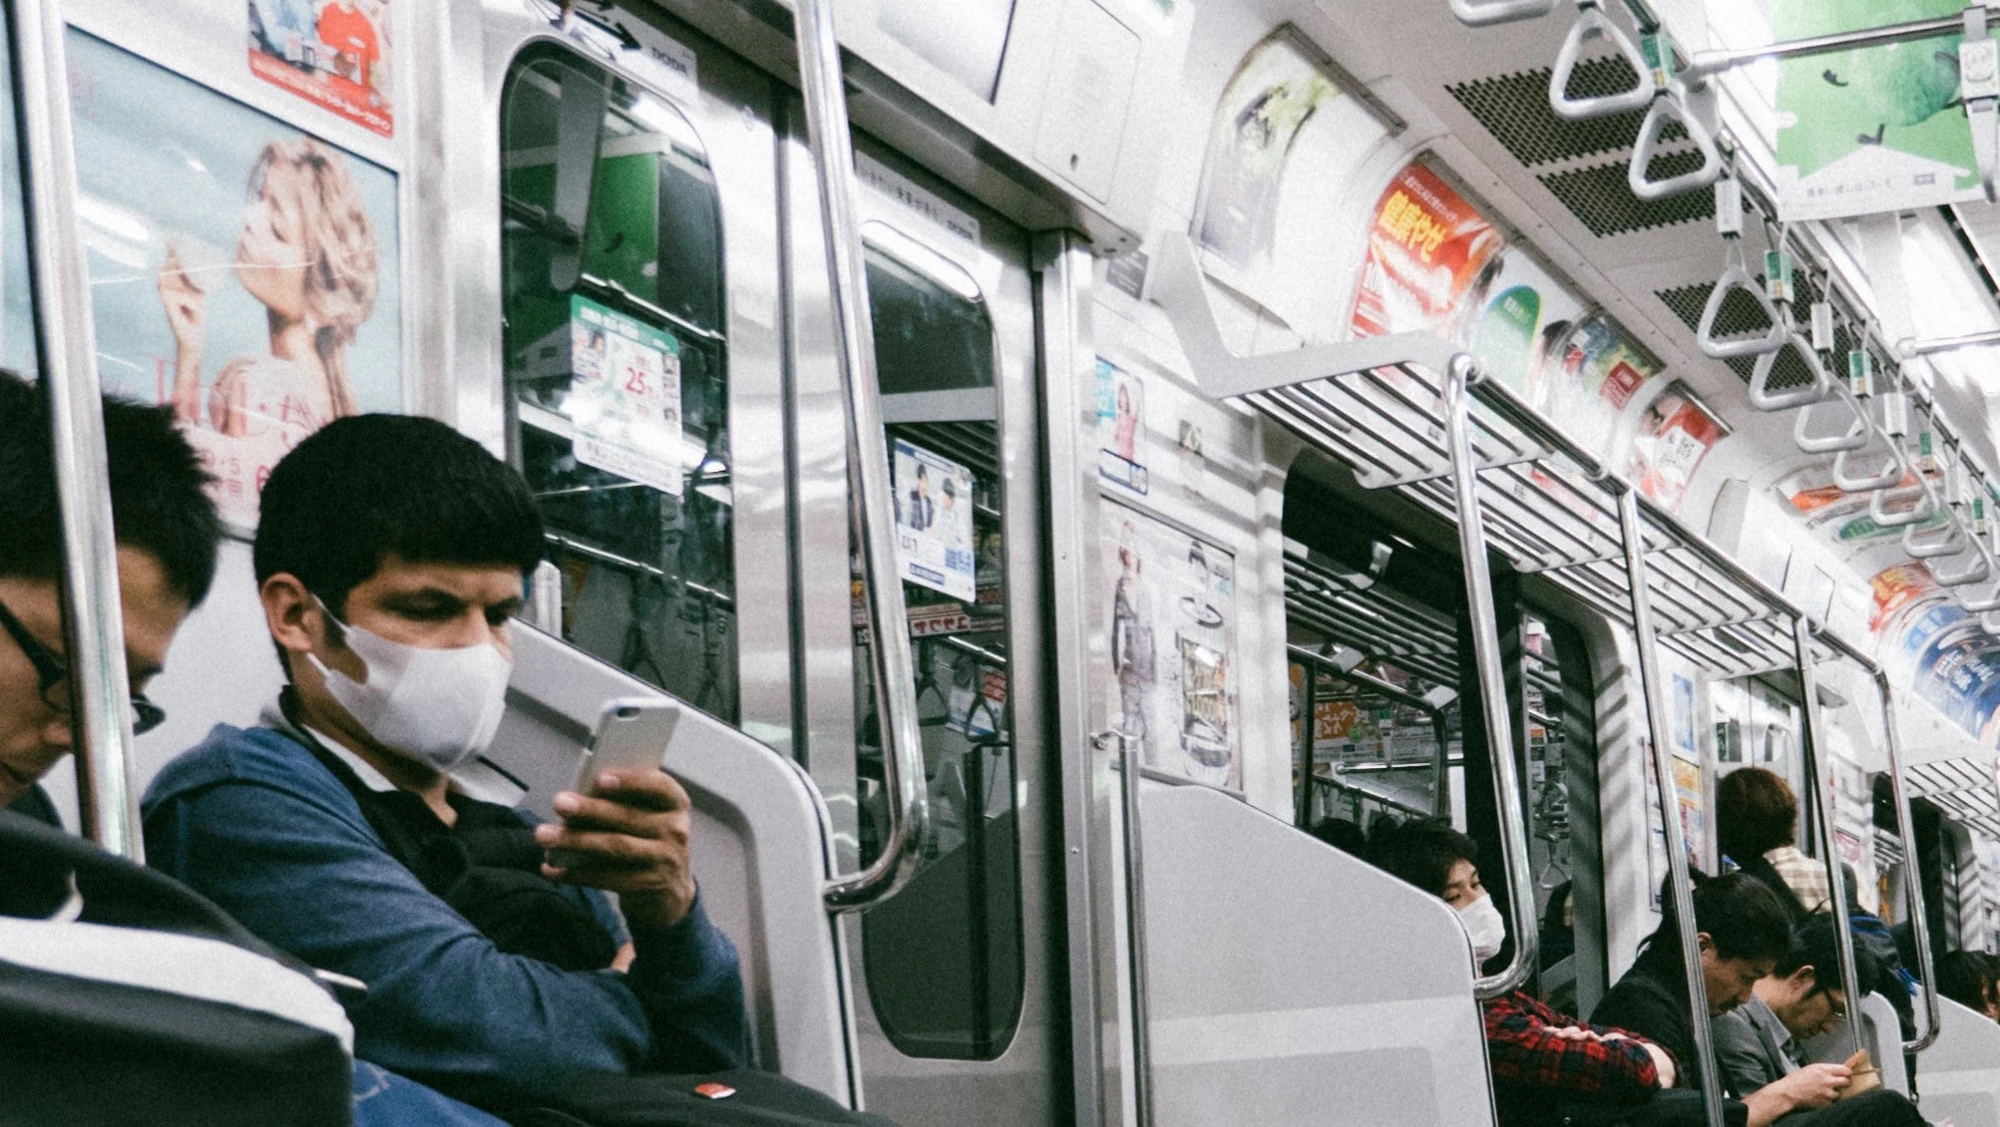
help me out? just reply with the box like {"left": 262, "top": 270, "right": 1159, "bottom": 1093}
{"left": 68, "top": 31, "right": 402, "bottom": 531}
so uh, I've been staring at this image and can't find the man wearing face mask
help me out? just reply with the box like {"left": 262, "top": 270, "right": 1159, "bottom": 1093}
{"left": 141, "top": 415, "right": 748, "bottom": 1109}
{"left": 1364, "top": 818, "right": 1691, "bottom": 1125}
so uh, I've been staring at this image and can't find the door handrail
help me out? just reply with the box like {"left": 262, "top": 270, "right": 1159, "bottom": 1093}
{"left": 1616, "top": 488, "right": 1726, "bottom": 1127}
{"left": 791, "top": 0, "right": 931, "bottom": 912}
{"left": 1441, "top": 356, "right": 1539, "bottom": 1000}
{"left": 1791, "top": 618, "right": 1867, "bottom": 1064}
{"left": 1868, "top": 668, "right": 1942, "bottom": 1053}
{"left": 8, "top": 0, "right": 144, "bottom": 858}
{"left": 1097, "top": 730, "right": 1155, "bottom": 1127}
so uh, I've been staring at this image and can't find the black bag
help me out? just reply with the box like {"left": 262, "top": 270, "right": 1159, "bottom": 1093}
{"left": 466, "top": 1070, "right": 898, "bottom": 1127}
{"left": 0, "top": 809, "right": 354, "bottom": 1127}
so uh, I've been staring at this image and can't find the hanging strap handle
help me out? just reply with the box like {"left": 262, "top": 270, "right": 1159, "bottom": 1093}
{"left": 1869, "top": 484, "right": 1935, "bottom": 528}
{"left": 1450, "top": 0, "right": 1555, "bottom": 27}
{"left": 1903, "top": 518, "right": 1964, "bottom": 559}
{"left": 1548, "top": 1, "right": 1653, "bottom": 120}
{"left": 1698, "top": 251, "right": 1786, "bottom": 359}
{"left": 1747, "top": 331, "right": 1832, "bottom": 411}
{"left": 1961, "top": 579, "right": 2000, "bottom": 613}
{"left": 1832, "top": 440, "right": 1904, "bottom": 493}
{"left": 1792, "top": 393, "right": 1870, "bottom": 454}
{"left": 1964, "top": 3, "right": 2000, "bottom": 201}
{"left": 1932, "top": 549, "right": 1992, "bottom": 588}
{"left": 1629, "top": 81, "right": 1722, "bottom": 200}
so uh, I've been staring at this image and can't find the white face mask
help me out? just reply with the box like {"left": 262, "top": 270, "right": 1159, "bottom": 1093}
{"left": 307, "top": 598, "right": 514, "bottom": 773}
{"left": 1457, "top": 893, "right": 1507, "bottom": 965}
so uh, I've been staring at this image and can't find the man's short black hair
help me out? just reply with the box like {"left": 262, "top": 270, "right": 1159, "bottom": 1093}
{"left": 1365, "top": 817, "right": 1478, "bottom": 899}
{"left": 1936, "top": 950, "right": 1995, "bottom": 1014}
{"left": 1661, "top": 870, "right": 1794, "bottom": 966}
{"left": 254, "top": 414, "right": 544, "bottom": 610}
{"left": 0, "top": 371, "right": 221, "bottom": 605}
{"left": 1777, "top": 915, "right": 1883, "bottom": 1000}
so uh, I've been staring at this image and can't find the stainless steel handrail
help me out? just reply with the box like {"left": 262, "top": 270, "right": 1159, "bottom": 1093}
{"left": 1792, "top": 618, "right": 1866, "bottom": 1062}
{"left": 8, "top": 0, "right": 143, "bottom": 858}
{"left": 1098, "top": 730, "right": 1155, "bottom": 1127}
{"left": 1618, "top": 489, "right": 1726, "bottom": 1127}
{"left": 791, "top": 0, "right": 931, "bottom": 911}
{"left": 1873, "top": 669, "right": 1942, "bottom": 1053}
{"left": 1443, "top": 356, "right": 1539, "bottom": 999}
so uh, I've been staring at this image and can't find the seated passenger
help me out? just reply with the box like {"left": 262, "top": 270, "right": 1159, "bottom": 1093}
{"left": 1935, "top": 951, "right": 2000, "bottom": 1021}
{"left": 1718, "top": 768, "right": 1825, "bottom": 923}
{"left": 1593, "top": 873, "right": 1924, "bottom": 1126}
{"left": 141, "top": 415, "right": 749, "bottom": 1109}
{"left": 1363, "top": 818, "right": 1686, "bottom": 1126}
{"left": 1712, "top": 917, "right": 1879, "bottom": 1098}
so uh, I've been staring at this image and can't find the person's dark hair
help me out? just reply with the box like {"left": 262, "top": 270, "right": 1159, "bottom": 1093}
{"left": 1935, "top": 950, "right": 1993, "bottom": 1014}
{"left": 1365, "top": 816, "right": 1477, "bottom": 899}
{"left": 254, "top": 414, "right": 544, "bottom": 614}
{"left": 0, "top": 371, "right": 221, "bottom": 605}
{"left": 1717, "top": 767, "right": 1799, "bottom": 862}
{"left": 1642, "top": 870, "right": 1793, "bottom": 969}
{"left": 1777, "top": 915, "right": 1883, "bottom": 1000}
{"left": 1309, "top": 817, "right": 1367, "bottom": 857}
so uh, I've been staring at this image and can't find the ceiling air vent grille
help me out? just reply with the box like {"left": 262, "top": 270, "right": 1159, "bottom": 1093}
{"left": 1655, "top": 274, "right": 1864, "bottom": 391}
{"left": 1447, "top": 58, "right": 1681, "bottom": 168}
{"left": 1538, "top": 153, "right": 1715, "bottom": 237}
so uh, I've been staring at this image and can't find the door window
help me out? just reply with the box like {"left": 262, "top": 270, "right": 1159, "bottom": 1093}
{"left": 499, "top": 47, "right": 737, "bottom": 719}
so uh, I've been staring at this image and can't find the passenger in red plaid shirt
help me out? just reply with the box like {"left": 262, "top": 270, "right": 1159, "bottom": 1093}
{"left": 1356, "top": 818, "right": 1707, "bottom": 1125}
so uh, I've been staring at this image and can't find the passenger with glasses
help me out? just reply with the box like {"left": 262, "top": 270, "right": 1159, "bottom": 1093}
{"left": 1712, "top": 916, "right": 1878, "bottom": 1106}
{"left": 0, "top": 371, "right": 220, "bottom": 825}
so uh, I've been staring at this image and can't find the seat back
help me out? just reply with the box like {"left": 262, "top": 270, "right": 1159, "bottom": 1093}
{"left": 487, "top": 625, "right": 854, "bottom": 1104}
{"left": 1914, "top": 997, "right": 2000, "bottom": 1126}
{"left": 1138, "top": 784, "right": 1494, "bottom": 1126}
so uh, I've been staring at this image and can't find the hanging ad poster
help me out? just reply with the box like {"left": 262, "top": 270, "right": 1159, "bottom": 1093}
{"left": 1287, "top": 665, "right": 1379, "bottom": 767}
{"left": 568, "top": 295, "right": 685, "bottom": 497}
{"left": 1103, "top": 502, "right": 1242, "bottom": 790}
{"left": 893, "top": 439, "right": 977, "bottom": 602}
{"left": 1631, "top": 382, "right": 1729, "bottom": 514}
{"left": 1645, "top": 745, "right": 1708, "bottom": 908}
{"left": 1471, "top": 251, "right": 1587, "bottom": 398}
{"left": 1194, "top": 29, "right": 1384, "bottom": 333}
{"left": 68, "top": 33, "right": 402, "bottom": 532}
{"left": 249, "top": 0, "right": 394, "bottom": 137}
{"left": 1096, "top": 357, "right": 1149, "bottom": 494}
{"left": 1774, "top": 467, "right": 1946, "bottom": 545}
{"left": 1770, "top": 0, "right": 1977, "bottom": 220}
{"left": 1535, "top": 313, "right": 1654, "bottom": 456}
{"left": 1347, "top": 160, "right": 1505, "bottom": 350}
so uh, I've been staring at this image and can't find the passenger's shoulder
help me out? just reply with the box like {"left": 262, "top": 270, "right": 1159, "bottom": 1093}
{"left": 142, "top": 723, "right": 345, "bottom": 810}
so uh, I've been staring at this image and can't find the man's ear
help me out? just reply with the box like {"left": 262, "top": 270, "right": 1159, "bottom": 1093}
{"left": 260, "top": 573, "right": 321, "bottom": 659}
{"left": 1695, "top": 931, "right": 1715, "bottom": 956}
{"left": 1789, "top": 965, "right": 1817, "bottom": 991}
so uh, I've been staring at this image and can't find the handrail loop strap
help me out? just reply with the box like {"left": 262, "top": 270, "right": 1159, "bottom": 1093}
{"left": 1792, "top": 393, "right": 1870, "bottom": 454}
{"left": 1903, "top": 518, "right": 1964, "bottom": 559}
{"left": 1748, "top": 331, "right": 1833, "bottom": 411}
{"left": 1548, "top": 1, "right": 1653, "bottom": 120}
{"left": 1932, "top": 548, "right": 1992, "bottom": 588}
{"left": 1698, "top": 255, "right": 1786, "bottom": 360}
{"left": 1629, "top": 81, "right": 1722, "bottom": 201}
{"left": 1450, "top": 0, "right": 1555, "bottom": 28}
{"left": 1870, "top": 484, "right": 1934, "bottom": 528}
{"left": 1832, "top": 442, "right": 1902, "bottom": 492}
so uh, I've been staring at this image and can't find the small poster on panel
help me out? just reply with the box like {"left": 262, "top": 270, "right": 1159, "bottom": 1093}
{"left": 1630, "top": 382, "right": 1728, "bottom": 515}
{"left": 567, "top": 295, "right": 684, "bottom": 497}
{"left": 1102, "top": 501, "right": 1241, "bottom": 791}
{"left": 1095, "top": 357, "right": 1149, "bottom": 494}
{"left": 68, "top": 32, "right": 402, "bottom": 532}
{"left": 892, "top": 439, "right": 977, "bottom": 602}
{"left": 249, "top": 0, "right": 394, "bottom": 137}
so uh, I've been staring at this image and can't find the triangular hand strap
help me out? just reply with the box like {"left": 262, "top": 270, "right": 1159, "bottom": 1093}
{"left": 1548, "top": 3, "right": 1652, "bottom": 120}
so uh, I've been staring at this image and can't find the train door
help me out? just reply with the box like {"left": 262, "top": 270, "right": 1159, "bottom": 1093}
{"left": 781, "top": 122, "right": 1062, "bottom": 1121}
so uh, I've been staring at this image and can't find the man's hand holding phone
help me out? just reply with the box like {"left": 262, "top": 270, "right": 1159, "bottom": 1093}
{"left": 537, "top": 768, "right": 697, "bottom": 933}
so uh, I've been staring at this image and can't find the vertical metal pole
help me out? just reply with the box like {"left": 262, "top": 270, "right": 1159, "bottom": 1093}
{"left": 6, "top": 0, "right": 141, "bottom": 858}
{"left": 792, "top": 0, "right": 930, "bottom": 911}
{"left": 1296, "top": 660, "right": 1316, "bottom": 827}
{"left": 1879, "top": 672, "right": 1941, "bottom": 1052}
{"left": 1113, "top": 731, "right": 1154, "bottom": 1127}
{"left": 1616, "top": 488, "right": 1724, "bottom": 1127}
{"left": 1792, "top": 621, "right": 1865, "bottom": 1061}
{"left": 1442, "top": 356, "right": 1539, "bottom": 998}
{"left": 1431, "top": 710, "right": 1453, "bottom": 818}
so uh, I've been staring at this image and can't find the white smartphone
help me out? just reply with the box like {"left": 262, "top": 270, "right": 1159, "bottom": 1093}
{"left": 573, "top": 697, "right": 683, "bottom": 796}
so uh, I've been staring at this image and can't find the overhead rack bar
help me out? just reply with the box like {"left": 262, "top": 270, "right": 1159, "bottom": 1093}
{"left": 1680, "top": 13, "right": 1967, "bottom": 80}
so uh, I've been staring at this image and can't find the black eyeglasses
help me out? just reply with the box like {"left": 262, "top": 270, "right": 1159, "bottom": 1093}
{"left": 0, "top": 595, "right": 166, "bottom": 735}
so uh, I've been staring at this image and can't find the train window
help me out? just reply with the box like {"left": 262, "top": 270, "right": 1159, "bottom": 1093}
{"left": 850, "top": 228, "right": 1023, "bottom": 1060}
{"left": 0, "top": 26, "right": 30, "bottom": 376}
{"left": 499, "top": 48, "right": 737, "bottom": 720}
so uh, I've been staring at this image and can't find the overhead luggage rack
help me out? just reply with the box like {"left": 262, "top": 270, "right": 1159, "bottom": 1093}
{"left": 1282, "top": 546, "right": 1459, "bottom": 689}
{"left": 1909, "top": 759, "right": 2000, "bottom": 843}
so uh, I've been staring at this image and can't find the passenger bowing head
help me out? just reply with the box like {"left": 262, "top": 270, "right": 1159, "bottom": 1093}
{"left": 1759, "top": 916, "right": 1879, "bottom": 1041}
{"left": 1664, "top": 871, "right": 1792, "bottom": 1015}
{"left": 1364, "top": 816, "right": 1504, "bottom": 966}
{"left": 254, "top": 414, "right": 542, "bottom": 799}
{"left": 0, "top": 372, "right": 220, "bottom": 813}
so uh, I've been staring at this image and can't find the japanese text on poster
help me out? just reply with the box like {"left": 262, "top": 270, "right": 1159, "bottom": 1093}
{"left": 569, "top": 294, "right": 684, "bottom": 496}
{"left": 893, "top": 439, "right": 976, "bottom": 602}
{"left": 1631, "top": 382, "right": 1728, "bottom": 514}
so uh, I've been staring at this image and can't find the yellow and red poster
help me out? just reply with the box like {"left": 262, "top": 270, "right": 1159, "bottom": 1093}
{"left": 1347, "top": 161, "right": 1504, "bottom": 344}
{"left": 250, "top": 1, "right": 393, "bottom": 137}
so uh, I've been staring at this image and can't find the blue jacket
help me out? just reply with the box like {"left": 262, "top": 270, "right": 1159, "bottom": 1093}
{"left": 142, "top": 723, "right": 749, "bottom": 1098}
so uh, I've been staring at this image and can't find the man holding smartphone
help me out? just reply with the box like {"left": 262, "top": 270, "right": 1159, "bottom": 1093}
{"left": 141, "top": 414, "right": 748, "bottom": 1109}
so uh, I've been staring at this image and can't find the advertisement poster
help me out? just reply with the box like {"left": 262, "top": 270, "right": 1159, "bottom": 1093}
{"left": 1771, "top": 0, "right": 1977, "bottom": 220}
{"left": 893, "top": 439, "right": 977, "bottom": 602}
{"left": 1347, "top": 160, "right": 1504, "bottom": 349}
{"left": 568, "top": 295, "right": 684, "bottom": 497}
{"left": 1674, "top": 754, "right": 1707, "bottom": 874}
{"left": 1096, "top": 357, "right": 1149, "bottom": 494}
{"left": 249, "top": 0, "right": 393, "bottom": 137}
{"left": 1104, "top": 502, "right": 1241, "bottom": 790}
{"left": 1195, "top": 32, "right": 1338, "bottom": 276}
{"left": 1535, "top": 313, "right": 1654, "bottom": 456}
{"left": 1631, "top": 382, "right": 1728, "bottom": 514}
{"left": 1776, "top": 466, "right": 1946, "bottom": 544}
{"left": 1671, "top": 672, "right": 1698, "bottom": 756}
{"left": 69, "top": 33, "right": 401, "bottom": 531}
{"left": 1471, "top": 251, "right": 1587, "bottom": 397}
{"left": 1645, "top": 745, "right": 1708, "bottom": 907}
{"left": 1287, "top": 665, "right": 1381, "bottom": 766}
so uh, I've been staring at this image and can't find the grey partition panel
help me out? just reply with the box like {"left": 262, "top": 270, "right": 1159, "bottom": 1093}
{"left": 1799, "top": 992, "right": 1908, "bottom": 1098}
{"left": 489, "top": 625, "right": 853, "bottom": 1103}
{"left": 1139, "top": 785, "right": 1495, "bottom": 1126}
{"left": 1917, "top": 998, "right": 2000, "bottom": 1126}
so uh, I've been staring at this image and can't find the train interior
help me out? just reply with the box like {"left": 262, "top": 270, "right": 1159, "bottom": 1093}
{"left": 11, "top": 0, "right": 2000, "bottom": 1124}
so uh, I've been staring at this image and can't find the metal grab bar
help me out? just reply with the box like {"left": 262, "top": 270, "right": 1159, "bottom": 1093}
{"left": 1832, "top": 439, "right": 1903, "bottom": 493}
{"left": 1933, "top": 549, "right": 1992, "bottom": 588}
{"left": 1450, "top": 0, "right": 1554, "bottom": 26}
{"left": 9, "top": 0, "right": 143, "bottom": 858}
{"left": 792, "top": 0, "right": 931, "bottom": 912}
{"left": 1792, "top": 618, "right": 1867, "bottom": 1064}
{"left": 1628, "top": 82, "right": 1721, "bottom": 201}
{"left": 1903, "top": 519, "right": 1965, "bottom": 560}
{"left": 1793, "top": 393, "right": 1870, "bottom": 455}
{"left": 1548, "top": 1, "right": 1652, "bottom": 120}
{"left": 1748, "top": 332, "right": 1833, "bottom": 411}
{"left": 1441, "top": 356, "right": 1539, "bottom": 1000}
{"left": 1289, "top": 644, "right": 1455, "bottom": 818}
{"left": 1873, "top": 671, "right": 1943, "bottom": 1053}
{"left": 1096, "top": 731, "right": 1155, "bottom": 1127}
{"left": 1869, "top": 485, "right": 1934, "bottom": 529}
{"left": 1697, "top": 258, "right": 1786, "bottom": 359}
{"left": 1618, "top": 488, "right": 1725, "bottom": 1127}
